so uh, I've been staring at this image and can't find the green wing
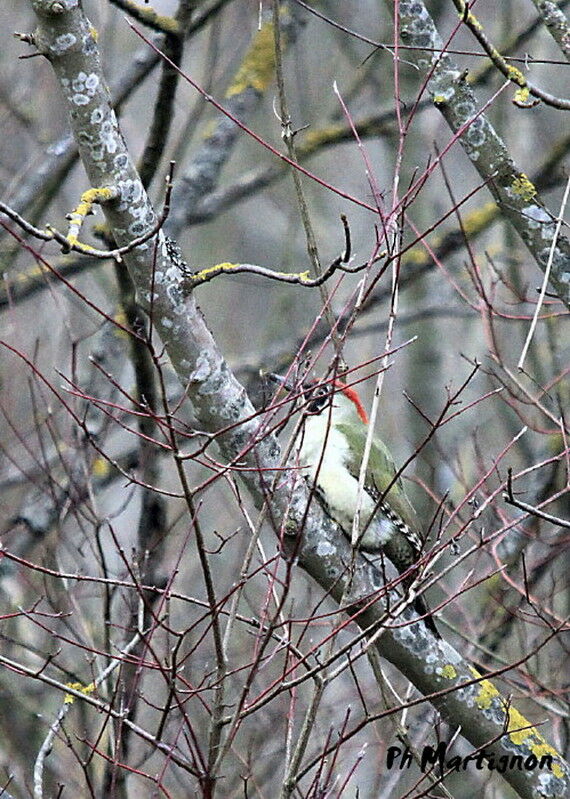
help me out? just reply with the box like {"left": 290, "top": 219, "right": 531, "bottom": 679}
{"left": 336, "top": 422, "right": 419, "bottom": 531}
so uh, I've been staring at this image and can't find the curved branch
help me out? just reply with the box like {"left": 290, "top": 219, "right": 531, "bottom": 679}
{"left": 394, "top": 0, "right": 570, "bottom": 309}
{"left": 451, "top": 0, "right": 570, "bottom": 109}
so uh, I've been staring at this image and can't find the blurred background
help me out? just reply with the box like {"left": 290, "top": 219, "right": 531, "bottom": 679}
{"left": 0, "top": 1, "right": 568, "bottom": 797}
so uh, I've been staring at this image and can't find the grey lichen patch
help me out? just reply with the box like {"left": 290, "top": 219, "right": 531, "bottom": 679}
{"left": 368, "top": 564, "right": 384, "bottom": 591}
{"left": 51, "top": 32, "right": 76, "bottom": 54}
{"left": 99, "top": 113, "right": 121, "bottom": 155}
{"left": 336, "top": 572, "right": 367, "bottom": 606}
{"left": 423, "top": 648, "right": 440, "bottom": 673}
{"left": 392, "top": 621, "right": 416, "bottom": 647}
{"left": 73, "top": 71, "right": 98, "bottom": 93}
{"left": 222, "top": 385, "right": 249, "bottom": 421}
{"left": 524, "top": 204, "right": 552, "bottom": 230}
{"left": 465, "top": 116, "right": 487, "bottom": 148}
{"left": 392, "top": 616, "right": 434, "bottom": 655}
{"left": 129, "top": 203, "right": 154, "bottom": 231}
{"left": 316, "top": 540, "right": 335, "bottom": 557}
{"left": 113, "top": 153, "right": 129, "bottom": 171}
{"left": 82, "top": 29, "right": 97, "bottom": 56}
{"left": 538, "top": 246, "right": 567, "bottom": 269}
{"left": 439, "top": 640, "right": 462, "bottom": 664}
{"left": 153, "top": 251, "right": 184, "bottom": 296}
{"left": 537, "top": 771, "right": 568, "bottom": 798}
{"left": 118, "top": 178, "right": 143, "bottom": 209}
{"left": 451, "top": 110, "right": 488, "bottom": 163}
{"left": 68, "top": 71, "right": 99, "bottom": 106}
{"left": 128, "top": 219, "right": 147, "bottom": 237}
{"left": 455, "top": 678, "right": 485, "bottom": 709}
{"left": 189, "top": 355, "right": 236, "bottom": 405}
{"left": 224, "top": 425, "right": 253, "bottom": 456}
{"left": 399, "top": 1, "right": 439, "bottom": 68}
{"left": 133, "top": 205, "right": 155, "bottom": 229}
{"left": 399, "top": 1, "right": 432, "bottom": 28}
{"left": 189, "top": 351, "right": 213, "bottom": 384}
{"left": 453, "top": 100, "right": 477, "bottom": 121}
{"left": 120, "top": 188, "right": 154, "bottom": 238}
{"left": 164, "top": 265, "right": 185, "bottom": 287}
{"left": 165, "top": 283, "right": 187, "bottom": 314}
{"left": 77, "top": 110, "right": 122, "bottom": 162}
{"left": 90, "top": 106, "right": 104, "bottom": 125}
{"left": 538, "top": 224, "right": 558, "bottom": 243}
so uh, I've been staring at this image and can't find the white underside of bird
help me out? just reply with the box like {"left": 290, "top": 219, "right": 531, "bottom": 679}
{"left": 298, "top": 401, "right": 395, "bottom": 550}
{"left": 272, "top": 372, "right": 440, "bottom": 638}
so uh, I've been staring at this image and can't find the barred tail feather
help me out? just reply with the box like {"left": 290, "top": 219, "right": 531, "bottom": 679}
{"left": 413, "top": 594, "right": 440, "bottom": 639}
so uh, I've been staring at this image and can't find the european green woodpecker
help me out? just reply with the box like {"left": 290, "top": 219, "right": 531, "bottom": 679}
{"left": 273, "top": 374, "right": 440, "bottom": 639}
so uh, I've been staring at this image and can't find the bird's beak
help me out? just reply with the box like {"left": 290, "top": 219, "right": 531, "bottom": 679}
{"left": 267, "top": 372, "right": 296, "bottom": 392}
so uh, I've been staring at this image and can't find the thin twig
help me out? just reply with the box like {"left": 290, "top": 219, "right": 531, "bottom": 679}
{"left": 504, "top": 468, "right": 570, "bottom": 529}
{"left": 518, "top": 173, "right": 570, "bottom": 370}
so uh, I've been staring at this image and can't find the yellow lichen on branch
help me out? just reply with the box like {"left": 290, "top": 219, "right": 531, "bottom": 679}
{"left": 469, "top": 668, "right": 565, "bottom": 779}
{"left": 511, "top": 173, "right": 537, "bottom": 202}
{"left": 191, "top": 261, "right": 240, "bottom": 281}
{"left": 64, "top": 681, "right": 96, "bottom": 705}
{"left": 66, "top": 186, "right": 119, "bottom": 247}
{"left": 115, "top": 0, "right": 180, "bottom": 35}
{"left": 225, "top": 21, "right": 278, "bottom": 97}
{"left": 188, "top": 261, "right": 312, "bottom": 287}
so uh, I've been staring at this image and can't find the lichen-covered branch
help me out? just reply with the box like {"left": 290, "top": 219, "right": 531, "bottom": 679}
{"left": 108, "top": 0, "right": 182, "bottom": 36}
{"left": 530, "top": 0, "right": 570, "bottom": 62}
{"left": 185, "top": 219, "right": 369, "bottom": 288}
{"left": 394, "top": 0, "right": 570, "bottom": 309}
{"left": 451, "top": 0, "right": 570, "bottom": 109}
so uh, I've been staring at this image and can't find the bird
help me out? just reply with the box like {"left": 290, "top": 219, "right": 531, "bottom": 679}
{"left": 271, "top": 373, "right": 440, "bottom": 638}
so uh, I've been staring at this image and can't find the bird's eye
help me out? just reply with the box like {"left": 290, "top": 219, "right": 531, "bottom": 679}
{"left": 306, "top": 386, "right": 329, "bottom": 414}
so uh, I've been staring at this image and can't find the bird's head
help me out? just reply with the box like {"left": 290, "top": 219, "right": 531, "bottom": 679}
{"left": 269, "top": 373, "right": 369, "bottom": 426}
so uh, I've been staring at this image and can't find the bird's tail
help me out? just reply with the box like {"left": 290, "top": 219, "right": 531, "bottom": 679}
{"left": 413, "top": 593, "right": 441, "bottom": 639}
